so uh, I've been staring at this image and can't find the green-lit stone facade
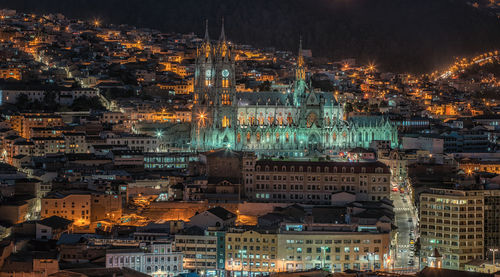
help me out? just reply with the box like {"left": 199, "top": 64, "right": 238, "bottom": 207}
{"left": 191, "top": 29, "right": 398, "bottom": 156}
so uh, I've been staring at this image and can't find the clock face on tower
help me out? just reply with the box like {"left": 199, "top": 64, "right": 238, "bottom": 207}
{"left": 205, "top": 69, "right": 212, "bottom": 78}
{"left": 222, "top": 69, "right": 230, "bottom": 78}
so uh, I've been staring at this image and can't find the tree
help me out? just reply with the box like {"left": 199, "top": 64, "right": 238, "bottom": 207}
{"left": 344, "top": 102, "right": 353, "bottom": 113}
{"left": 71, "top": 96, "right": 105, "bottom": 111}
{"left": 15, "top": 93, "right": 31, "bottom": 109}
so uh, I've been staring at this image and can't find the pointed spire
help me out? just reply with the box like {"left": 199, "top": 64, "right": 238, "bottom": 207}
{"left": 298, "top": 35, "right": 304, "bottom": 67}
{"left": 299, "top": 35, "right": 303, "bottom": 53}
{"left": 204, "top": 19, "right": 210, "bottom": 42}
{"left": 219, "top": 17, "right": 226, "bottom": 42}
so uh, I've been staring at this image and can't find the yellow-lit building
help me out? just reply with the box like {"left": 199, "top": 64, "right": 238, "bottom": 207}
{"left": 225, "top": 225, "right": 392, "bottom": 275}
{"left": 420, "top": 189, "right": 485, "bottom": 270}
{"left": 0, "top": 67, "right": 21, "bottom": 80}
{"left": 175, "top": 233, "right": 219, "bottom": 275}
{"left": 42, "top": 193, "right": 91, "bottom": 226}
{"left": 8, "top": 113, "right": 64, "bottom": 139}
{"left": 277, "top": 226, "right": 391, "bottom": 272}
{"left": 459, "top": 159, "right": 500, "bottom": 174}
{"left": 157, "top": 79, "right": 193, "bottom": 95}
{"left": 225, "top": 229, "right": 279, "bottom": 275}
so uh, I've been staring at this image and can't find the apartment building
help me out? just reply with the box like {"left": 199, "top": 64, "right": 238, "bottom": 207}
{"left": 244, "top": 159, "right": 391, "bottom": 204}
{"left": 224, "top": 223, "right": 391, "bottom": 275}
{"left": 174, "top": 229, "right": 219, "bottom": 276}
{"left": 225, "top": 229, "right": 279, "bottom": 276}
{"left": 420, "top": 188, "right": 490, "bottom": 270}
{"left": 41, "top": 192, "right": 91, "bottom": 226}
{"left": 278, "top": 226, "right": 391, "bottom": 273}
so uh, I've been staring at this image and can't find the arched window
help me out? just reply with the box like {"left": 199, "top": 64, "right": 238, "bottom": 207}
{"left": 276, "top": 133, "right": 280, "bottom": 143}
{"left": 173, "top": 266, "right": 178, "bottom": 271}
{"left": 333, "top": 167, "right": 338, "bottom": 173}
{"left": 316, "top": 166, "right": 321, "bottom": 173}
{"left": 285, "top": 132, "right": 289, "bottom": 143}
{"left": 256, "top": 132, "right": 261, "bottom": 143}
{"left": 325, "top": 167, "right": 329, "bottom": 173}
{"left": 247, "top": 132, "right": 251, "bottom": 143}
{"left": 147, "top": 266, "right": 152, "bottom": 273}
{"left": 237, "top": 133, "right": 241, "bottom": 143}
{"left": 222, "top": 116, "right": 229, "bottom": 128}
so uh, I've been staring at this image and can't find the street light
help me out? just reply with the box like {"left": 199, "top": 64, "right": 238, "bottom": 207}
{"left": 490, "top": 248, "right": 499, "bottom": 265}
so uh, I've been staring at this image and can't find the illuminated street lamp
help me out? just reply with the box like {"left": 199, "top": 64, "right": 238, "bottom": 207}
{"left": 490, "top": 248, "right": 499, "bottom": 265}
{"left": 156, "top": 129, "right": 163, "bottom": 138}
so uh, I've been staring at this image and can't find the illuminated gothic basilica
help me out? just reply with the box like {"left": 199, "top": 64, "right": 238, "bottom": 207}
{"left": 190, "top": 23, "right": 398, "bottom": 156}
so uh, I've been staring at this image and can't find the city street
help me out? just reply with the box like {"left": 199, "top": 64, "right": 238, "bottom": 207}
{"left": 392, "top": 190, "right": 419, "bottom": 271}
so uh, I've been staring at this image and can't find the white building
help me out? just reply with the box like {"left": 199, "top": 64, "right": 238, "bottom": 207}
{"left": 106, "top": 242, "right": 184, "bottom": 277}
{"left": 103, "top": 132, "right": 159, "bottom": 152}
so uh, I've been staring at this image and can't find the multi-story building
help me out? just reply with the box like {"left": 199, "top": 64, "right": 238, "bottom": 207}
{"left": 104, "top": 133, "right": 158, "bottom": 152}
{"left": 225, "top": 229, "right": 279, "bottom": 276}
{"left": 377, "top": 149, "right": 408, "bottom": 185}
{"left": 277, "top": 223, "right": 391, "bottom": 273}
{"left": 190, "top": 23, "right": 398, "bottom": 155}
{"left": 8, "top": 113, "right": 64, "bottom": 139}
{"left": 420, "top": 188, "right": 490, "bottom": 270}
{"left": 41, "top": 192, "right": 91, "bottom": 226}
{"left": 224, "top": 223, "right": 392, "bottom": 276}
{"left": 483, "top": 189, "right": 500, "bottom": 257}
{"left": 244, "top": 159, "right": 391, "bottom": 203}
{"left": 458, "top": 159, "right": 500, "bottom": 175}
{"left": 106, "top": 242, "right": 183, "bottom": 277}
{"left": 174, "top": 229, "right": 219, "bottom": 276}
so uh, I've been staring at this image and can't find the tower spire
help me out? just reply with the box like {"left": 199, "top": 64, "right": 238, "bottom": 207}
{"left": 219, "top": 17, "right": 226, "bottom": 41}
{"left": 298, "top": 35, "right": 304, "bottom": 67}
{"left": 204, "top": 19, "right": 210, "bottom": 42}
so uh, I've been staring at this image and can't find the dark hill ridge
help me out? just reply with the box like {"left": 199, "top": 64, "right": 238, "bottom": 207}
{"left": 2, "top": 0, "right": 500, "bottom": 73}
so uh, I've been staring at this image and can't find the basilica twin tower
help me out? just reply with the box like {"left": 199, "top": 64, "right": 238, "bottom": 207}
{"left": 190, "top": 21, "right": 398, "bottom": 156}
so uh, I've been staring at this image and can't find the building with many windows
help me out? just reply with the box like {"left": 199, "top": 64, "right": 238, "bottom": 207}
{"left": 223, "top": 223, "right": 391, "bottom": 276}
{"left": 277, "top": 223, "right": 391, "bottom": 273}
{"left": 419, "top": 188, "right": 500, "bottom": 270}
{"left": 190, "top": 23, "right": 398, "bottom": 156}
{"left": 225, "top": 229, "right": 279, "bottom": 276}
{"left": 106, "top": 242, "right": 183, "bottom": 277}
{"left": 174, "top": 228, "right": 220, "bottom": 276}
{"left": 243, "top": 159, "right": 391, "bottom": 203}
